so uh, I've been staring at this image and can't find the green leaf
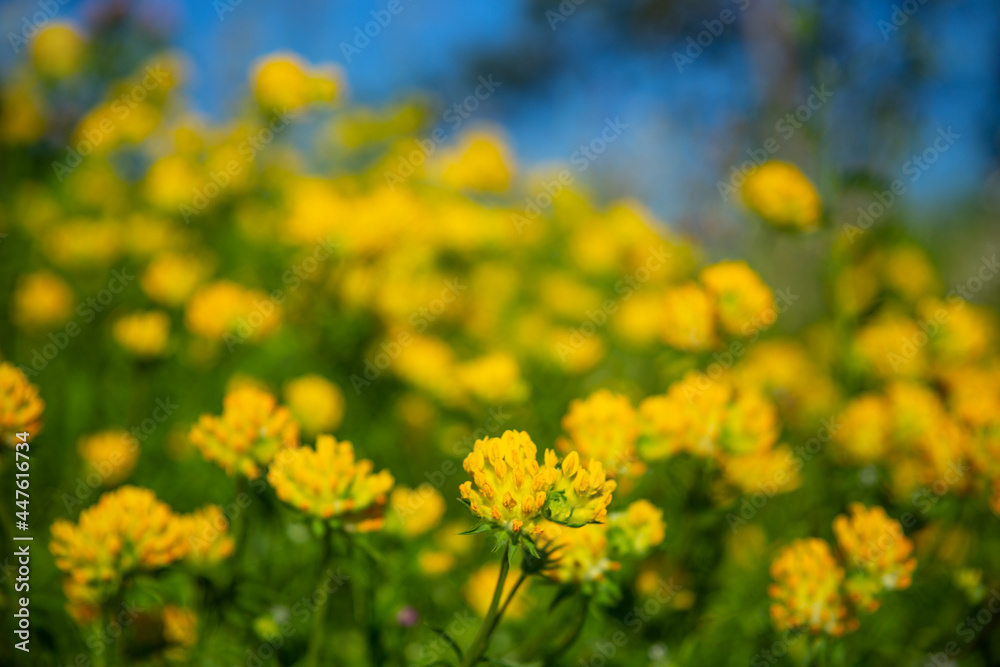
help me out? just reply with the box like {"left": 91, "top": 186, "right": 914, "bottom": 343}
{"left": 459, "top": 523, "right": 493, "bottom": 536}
{"left": 429, "top": 626, "right": 464, "bottom": 661}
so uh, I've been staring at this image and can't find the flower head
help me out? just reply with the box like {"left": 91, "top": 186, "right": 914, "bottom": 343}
{"left": 459, "top": 430, "right": 556, "bottom": 536}
{"left": 178, "top": 505, "right": 235, "bottom": 567}
{"left": 538, "top": 522, "right": 618, "bottom": 587}
{"left": 660, "top": 282, "right": 716, "bottom": 351}
{"left": 545, "top": 450, "right": 617, "bottom": 527}
{"left": 0, "top": 362, "right": 44, "bottom": 445}
{"left": 700, "top": 261, "right": 775, "bottom": 337}
{"left": 12, "top": 270, "right": 73, "bottom": 330}
{"left": 49, "top": 486, "right": 188, "bottom": 620}
{"left": 833, "top": 503, "right": 916, "bottom": 598}
{"left": 268, "top": 435, "right": 394, "bottom": 531}
{"left": 252, "top": 53, "right": 342, "bottom": 111}
{"left": 113, "top": 311, "right": 171, "bottom": 358}
{"left": 188, "top": 385, "right": 300, "bottom": 478}
{"left": 284, "top": 374, "right": 345, "bottom": 435}
{"left": 768, "top": 538, "right": 852, "bottom": 636}
{"left": 607, "top": 499, "right": 665, "bottom": 558}
{"left": 77, "top": 430, "right": 138, "bottom": 486}
{"left": 558, "top": 390, "right": 641, "bottom": 475}
{"left": 742, "top": 161, "right": 821, "bottom": 231}
{"left": 387, "top": 484, "right": 447, "bottom": 537}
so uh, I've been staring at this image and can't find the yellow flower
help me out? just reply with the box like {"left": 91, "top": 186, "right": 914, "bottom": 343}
{"left": 163, "top": 606, "right": 198, "bottom": 661}
{"left": 77, "top": 430, "right": 138, "bottom": 487}
{"left": 184, "top": 280, "right": 282, "bottom": 342}
{"left": 538, "top": 522, "right": 618, "bottom": 586}
{"left": 12, "top": 271, "right": 74, "bottom": 330}
{"left": 437, "top": 131, "right": 513, "bottom": 193}
{"left": 113, "top": 311, "right": 171, "bottom": 358}
{"left": 852, "top": 313, "right": 926, "bottom": 379}
{"left": 387, "top": 484, "right": 447, "bottom": 537}
{"left": 32, "top": 23, "right": 86, "bottom": 79}
{"left": 721, "top": 445, "right": 801, "bottom": 496}
{"left": 607, "top": 500, "right": 665, "bottom": 558}
{"left": 464, "top": 562, "right": 529, "bottom": 618}
{"left": 142, "top": 253, "right": 209, "bottom": 307}
{"left": 742, "top": 161, "right": 821, "bottom": 231}
{"left": 768, "top": 538, "right": 852, "bottom": 636}
{"left": 833, "top": 504, "right": 916, "bottom": 595}
{"left": 660, "top": 282, "right": 716, "bottom": 350}
{"left": 0, "top": 362, "right": 44, "bottom": 445}
{"left": 268, "top": 435, "right": 394, "bottom": 531}
{"left": 178, "top": 505, "right": 235, "bottom": 567}
{"left": 834, "top": 394, "right": 891, "bottom": 464}
{"left": 545, "top": 450, "right": 617, "bottom": 526}
{"left": 188, "top": 385, "right": 300, "bottom": 478}
{"left": 49, "top": 486, "right": 188, "bottom": 620}
{"left": 700, "top": 261, "right": 775, "bottom": 337}
{"left": 252, "top": 52, "right": 342, "bottom": 111}
{"left": 459, "top": 430, "right": 556, "bottom": 536}
{"left": 284, "top": 375, "right": 345, "bottom": 435}
{"left": 418, "top": 550, "right": 455, "bottom": 576}
{"left": 558, "top": 389, "right": 640, "bottom": 475}
{"left": 455, "top": 352, "right": 528, "bottom": 403}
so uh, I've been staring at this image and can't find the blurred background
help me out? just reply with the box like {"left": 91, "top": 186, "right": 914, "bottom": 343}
{"left": 1, "top": 0, "right": 998, "bottom": 240}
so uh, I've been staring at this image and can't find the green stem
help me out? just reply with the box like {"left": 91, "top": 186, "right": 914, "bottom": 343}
{"left": 461, "top": 552, "right": 511, "bottom": 667}
{"left": 303, "top": 527, "right": 333, "bottom": 667}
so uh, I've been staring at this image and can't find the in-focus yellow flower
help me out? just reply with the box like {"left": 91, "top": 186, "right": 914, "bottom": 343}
{"left": 833, "top": 503, "right": 916, "bottom": 601}
{"left": 77, "top": 430, "right": 138, "bottom": 486}
{"left": 660, "top": 282, "right": 716, "bottom": 350}
{"left": 545, "top": 450, "right": 617, "bottom": 526}
{"left": 284, "top": 374, "right": 345, "bottom": 435}
{"left": 12, "top": 271, "right": 74, "bottom": 330}
{"left": 50, "top": 486, "right": 188, "bottom": 621}
{"left": 742, "top": 161, "right": 821, "bottom": 231}
{"left": 252, "top": 52, "right": 342, "bottom": 111}
{"left": 178, "top": 505, "right": 235, "bottom": 567}
{"left": 558, "top": 389, "right": 641, "bottom": 476}
{"left": 387, "top": 484, "right": 446, "bottom": 537}
{"left": 113, "top": 311, "right": 171, "bottom": 358}
{"left": 700, "top": 261, "right": 775, "bottom": 337}
{"left": 769, "top": 538, "right": 852, "bottom": 636}
{"left": 0, "top": 362, "right": 44, "bottom": 445}
{"left": 464, "top": 562, "right": 529, "bottom": 618}
{"left": 268, "top": 435, "right": 394, "bottom": 531}
{"left": 459, "top": 430, "right": 556, "bottom": 536}
{"left": 607, "top": 499, "right": 665, "bottom": 558}
{"left": 142, "top": 252, "right": 210, "bottom": 307}
{"left": 32, "top": 23, "right": 86, "bottom": 78}
{"left": 188, "top": 385, "right": 300, "bottom": 478}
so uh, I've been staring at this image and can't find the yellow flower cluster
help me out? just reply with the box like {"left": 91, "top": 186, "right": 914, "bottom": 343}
{"left": 283, "top": 374, "right": 345, "bottom": 435}
{"left": 546, "top": 451, "right": 617, "bottom": 526}
{"left": 184, "top": 280, "right": 282, "bottom": 343}
{"left": 178, "top": 505, "right": 236, "bottom": 567}
{"left": 659, "top": 261, "right": 774, "bottom": 350}
{"left": 0, "top": 362, "right": 44, "bottom": 445}
{"left": 112, "top": 311, "right": 171, "bottom": 358}
{"left": 268, "top": 435, "right": 394, "bottom": 531}
{"left": 141, "top": 252, "right": 210, "bottom": 307}
{"left": 49, "top": 487, "right": 189, "bottom": 620}
{"left": 833, "top": 504, "right": 916, "bottom": 611}
{"left": 32, "top": 23, "right": 87, "bottom": 79}
{"left": 387, "top": 484, "right": 447, "bottom": 537}
{"left": 607, "top": 499, "right": 666, "bottom": 558}
{"left": 769, "top": 505, "right": 915, "bottom": 636}
{"left": 459, "top": 430, "right": 555, "bottom": 536}
{"left": 77, "top": 430, "right": 138, "bottom": 486}
{"left": 252, "top": 53, "right": 342, "bottom": 111}
{"left": 12, "top": 270, "right": 74, "bottom": 330}
{"left": 558, "top": 389, "right": 641, "bottom": 476}
{"left": 538, "top": 522, "right": 619, "bottom": 586}
{"left": 188, "top": 385, "right": 300, "bottom": 478}
{"left": 741, "top": 161, "right": 822, "bottom": 231}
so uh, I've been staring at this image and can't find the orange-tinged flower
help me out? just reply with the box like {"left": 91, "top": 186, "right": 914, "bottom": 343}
{"left": 559, "top": 389, "right": 641, "bottom": 475}
{"left": 769, "top": 538, "right": 852, "bottom": 636}
{"left": 77, "top": 430, "right": 138, "bottom": 486}
{"left": 0, "top": 362, "right": 44, "bottom": 446}
{"left": 833, "top": 503, "right": 916, "bottom": 594}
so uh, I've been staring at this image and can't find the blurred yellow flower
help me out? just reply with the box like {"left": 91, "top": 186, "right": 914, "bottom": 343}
{"left": 833, "top": 503, "right": 916, "bottom": 599}
{"left": 700, "top": 260, "right": 775, "bottom": 337}
{"left": 113, "top": 311, "right": 171, "bottom": 358}
{"left": 189, "top": 385, "right": 300, "bottom": 478}
{"left": 387, "top": 484, "right": 447, "bottom": 537}
{"left": 558, "top": 389, "right": 641, "bottom": 475}
{"left": 769, "top": 538, "right": 852, "bottom": 636}
{"left": 142, "top": 252, "right": 210, "bottom": 307}
{"left": 77, "top": 430, "right": 138, "bottom": 487}
{"left": 607, "top": 499, "right": 665, "bottom": 557}
{"left": 185, "top": 280, "right": 282, "bottom": 343}
{"left": 0, "top": 362, "right": 44, "bottom": 445}
{"left": 742, "top": 161, "right": 821, "bottom": 231}
{"left": 178, "top": 505, "right": 236, "bottom": 567}
{"left": 50, "top": 486, "right": 188, "bottom": 621}
{"left": 32, "top": 23, "right": 86, "bottom": 78}
{"left": 539, "top": 521, "right": 618, "bottom": 586}
{"left": 268, "top": 435, "right": 394, "bottom": 531}
{"left": 464, "top": 562, "right": 529, "bottom": 618}
{"left": 437, "top": 132, "right": 513, "bottom": 193}
{"left": 12, "top": 271, "right": 74, "bottom": 330}
{"left": 660, "top": 282, "right": 716, "bottom": 350}
{"left": 455, "top": 352, "right": 528, "bottom": 404}
{"left": 252, "top": 52, "right": 342, "bottom": 111}
{"left": 284, "top": 374, "right": 345, "bottom": 435}
{"left": 163, "top": 606, "right": 198, "bottom": 661}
